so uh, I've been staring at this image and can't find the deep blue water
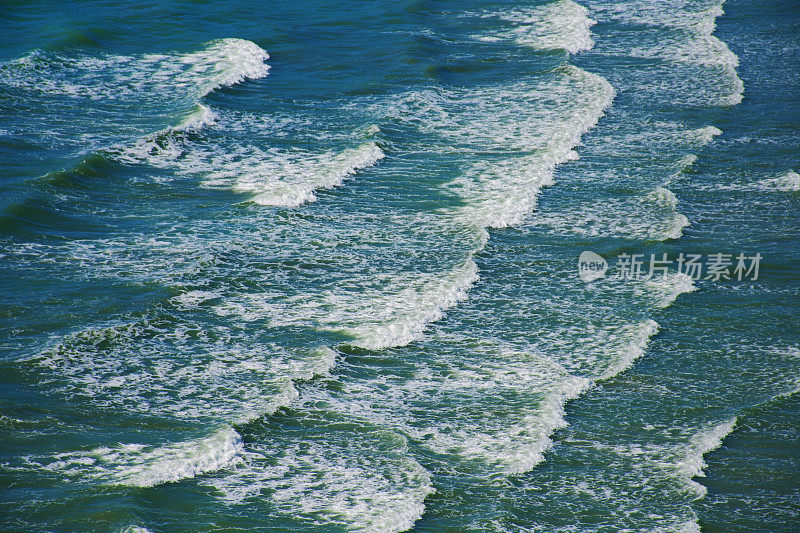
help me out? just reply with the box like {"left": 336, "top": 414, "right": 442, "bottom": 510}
{"left": 1, "top": 0, "right": 798, "bottom": 531}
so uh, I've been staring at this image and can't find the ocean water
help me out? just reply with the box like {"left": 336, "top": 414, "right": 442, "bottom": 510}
{"left": 0, "top": 0, "right": 798, "bottom": 531}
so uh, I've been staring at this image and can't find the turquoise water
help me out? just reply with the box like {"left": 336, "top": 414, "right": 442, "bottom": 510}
{"left": 1, "top": 0, "right": 798, "bottom": 531}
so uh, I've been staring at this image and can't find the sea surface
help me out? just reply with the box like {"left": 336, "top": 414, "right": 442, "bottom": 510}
{"left": 1, "top": 0, "right": 798, "bottom": 531}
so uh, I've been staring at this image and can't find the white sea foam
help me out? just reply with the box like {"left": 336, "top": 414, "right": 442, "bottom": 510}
{"left": 176, "top": 104, "right": 220, "bottom": 132}
{"left": 677, "top": 154, "right": 698, "bottom": 171}
{"left": 1, "top": 38, "right": 269, "bottom": 102}
{"left": 663, "top": 520, "right": 702, "bottom": 533}
{"left": 205, "top": 426, "right": 434, "bottom": 533}
{"left": 476, "top": 0, "right": 597, "bottom": 54}
{"left": 626, "top": 32, "right": 738, "bottom": 69}
{"left": 216, "top": 259, "right": 479, "bottom": 350}
{"left": 532, "top": 191, "right": 689, "bottom": 241}
{"left": 282, "top": 61, "right": 690, "bottom": 483}
{"left": 182, "top": 38, "right": 271, "bottom": 98}
{"left": 30, "top": 329, "right": 339, "bottom": 489}
{"left": 650, "top": 186, "right": 679, "bottom": 209}
{"left": 673, "top": 418, "right": 737, "bottom": 497}
{"left": 169, "top": 290, "right": 222, "bottom": 309}
{"left": 306, "top": 336, "right": 594, "bottom": 474}
{"left": 452, "top": 373, "right": 593, "bottom": 473}
{"left": 641, "top": 272, "right": 697, "bottom": 309}
{"left": 445, "top": 66, "right": 615, "bottom": 229}
{"left": 10, "top": 10, "right": 685, "bottom": 523}
{"left": 375, "top": 66, "right": 613, "bottom": 156}
{"left": 207, "top": 141, "right": 386, "bottom": 207}
{"left": 650, "top": 187, "right": 690, "bottom": 239}
{"left": 585, "top": 0, "right": 743, "bottom": 106}
{"left": 758, "top": 170, "right": 800, "bottom": 191}
{"left": 0, "top": 39, "right": 270, "bottom": 175}
{"left": 345, "top": 259, "right": 479, "bottom": 350}
{"left": 308, "top": 312, "right": 667, "bottom": 476}
{"left": 110, "top": 120, "right": 385, "bottom": 207}
{"left": 514, "top": 117, "right": 717, "bottom": 242}
{"left": 45, "top": 427, "right": 243, "bottom": 487}
{"left": 30, "top": 320, "right": 335, "bottom": 423}
{"left": 575, "top": 415, "right": 736, "bottom": 533}
{"left": 687, "top": 125, "right": 723, "bottom": 145}
{"left": 600, "top": 320, "right": 660, "bottom": 380}
{"left": 714, "top": 170, "right": 800, "bottom": 192}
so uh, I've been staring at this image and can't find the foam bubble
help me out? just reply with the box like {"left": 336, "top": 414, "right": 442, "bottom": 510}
{"left": 449, "top": 373, "right": 593, "bottom": 473}
{"left": 584, "top": 0, "right": 724, "bottom": 35}
{"left": 678, "top": 154, "right": 699, "bottom": 170}
{"left": 653, "top": 519, "right": 702, "bottom": 533}
{"left": 0, "top": 39, "right": 269, "bottom": 167}
{"left": 301, "top": 313, "right": 668, "bottom": 475}
{"left": 658, "top": 195, "right": 688, "bottom": 238}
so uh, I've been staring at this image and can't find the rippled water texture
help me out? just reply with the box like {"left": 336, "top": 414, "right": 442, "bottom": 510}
{"left": 1, "top": 0, "right": 798, "bottom": 531}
